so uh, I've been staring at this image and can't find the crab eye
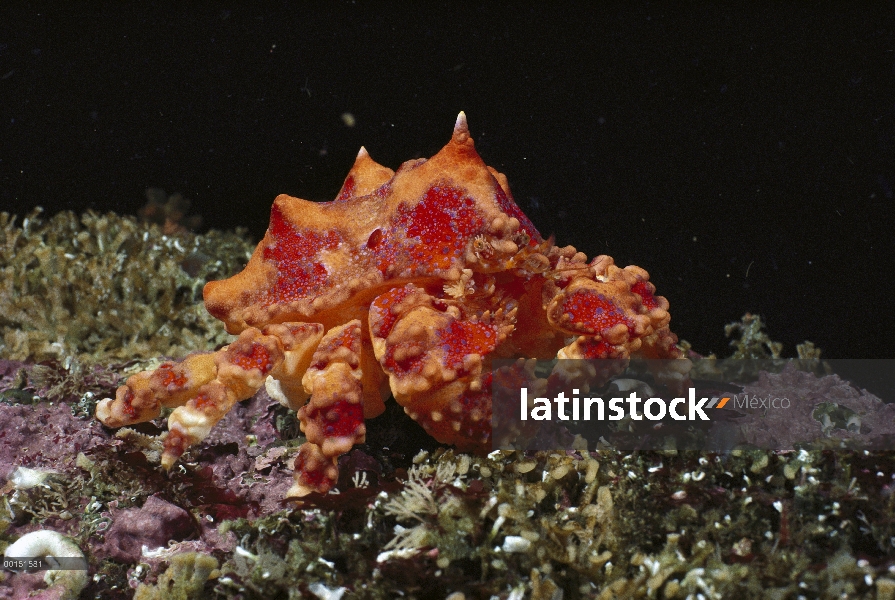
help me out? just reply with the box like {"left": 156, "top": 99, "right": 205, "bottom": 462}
{"left": 366, "top": 228, "right": 383, "bottom": 249}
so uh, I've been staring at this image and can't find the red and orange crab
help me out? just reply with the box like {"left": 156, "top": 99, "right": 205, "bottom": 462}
{"left": 96, "top": 113, "right": 684, "bottom": 496}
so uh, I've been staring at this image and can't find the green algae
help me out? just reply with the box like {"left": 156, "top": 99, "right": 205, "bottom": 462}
{"left": 134, "top": 552, "right": 220, "bottom": 600}
{"left": 207, "top": 446, "right": 895, "bottom": 599}
{"left": 0, "top": 207, "right": 253, "bottom": 364}
{"left": 4, "top": 467, "right": 86, "bottom": 524}
{"left": 725, "top": 313, "right": 784, "bottom": 359}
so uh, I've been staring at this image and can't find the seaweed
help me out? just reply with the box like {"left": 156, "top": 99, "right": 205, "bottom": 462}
{"left": 0, "top": 207, "right": 253, "bottom": 364}
{"left": 134, "top": 552, "right": 219, "bottom": 600}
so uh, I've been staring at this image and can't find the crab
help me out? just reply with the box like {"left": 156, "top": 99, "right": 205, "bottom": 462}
{"left": 96, "top": 113, "right": 685, "bottom": 497}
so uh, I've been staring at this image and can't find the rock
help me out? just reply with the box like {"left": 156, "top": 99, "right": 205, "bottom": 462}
{"left": 97, "top": 496, "right": 196, "bottom": 563}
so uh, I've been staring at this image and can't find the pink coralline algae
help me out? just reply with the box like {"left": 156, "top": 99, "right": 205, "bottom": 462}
{"left": 0, "top": 362, "right": 110, "bottom": 481}
{"left": 734, "top": 363, "right": 895, "bottom": 449}
{"left": 95, "top": 495, "right": 196, "bottom": 563}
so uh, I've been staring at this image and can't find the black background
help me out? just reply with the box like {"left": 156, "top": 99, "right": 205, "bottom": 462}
{"left": 2, "top": 3, "right": 894, "bottom": 359}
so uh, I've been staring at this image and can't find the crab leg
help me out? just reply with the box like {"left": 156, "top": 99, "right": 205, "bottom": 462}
{"left": 96, "top": 323, "right": 325, "bottom": 468}
{"left": 289, "top": 320, "right": 369, "bottom": 497}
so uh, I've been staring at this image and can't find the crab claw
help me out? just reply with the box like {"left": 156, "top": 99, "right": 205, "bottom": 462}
{"left": 368, "top": 284, "right": 514, "bottom": 452}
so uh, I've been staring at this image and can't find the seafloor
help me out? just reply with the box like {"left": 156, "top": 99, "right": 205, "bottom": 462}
{"left": 1, "top": 207, "right": 894, "bottom": 599}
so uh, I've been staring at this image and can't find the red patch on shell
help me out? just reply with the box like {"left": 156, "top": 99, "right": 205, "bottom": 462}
{"left": 120, "top": 388, "right": 138, "bottom": 420}
{"left": 319, "top": 400, "right": 365, "bottom": 438}
{"left": 155, "top": 363, "right": 187, "bottom": 389}
{"left": 262, "top": 203, "right": 340, "bottom": 303}
{"left": 311, "top": 323, "right": 361, "bottom": 370}
{"left": 228, "top": 343, "right": 274, "bottom": 374}
{"left": 164, "top": 429, "right": 191, "bottom": 459}
{"left": 438, "top": 320, "right": 499, "bottom": 371}
{"left": 396, "top": 185, "right": 485, "bottom": 270}
{"left": 631, "top": 280, "right": 659, "bottom": 311}
{"left": 294, "top": 448, "right": 333, "bottom": 488}
{"left": 369, "top": 286, "right": 415, "bottom": 340}
{"left": 493, "top": 185, "right": 540, "bottom": 245}
{"left": 336, "top": 175, "right": 356, "bottom": 201}
{"left": 563, "top": 290, "right": 634, "bottom": 336}
{"left": 192, "top": 389, "right": 217, "bottom": 411}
